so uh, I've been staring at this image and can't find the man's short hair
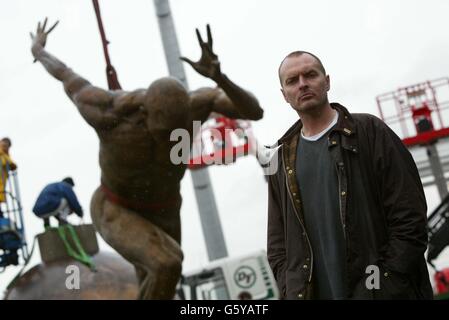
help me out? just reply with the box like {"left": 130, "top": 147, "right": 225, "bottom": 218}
{"left": 278, "top": 51, "right": 327, "bottom": 85}
{"left": 62, "top": 177, "right": 75, "bottom": 187}
{"left": 1, "top": 137, "right": 11, "bottom": 147}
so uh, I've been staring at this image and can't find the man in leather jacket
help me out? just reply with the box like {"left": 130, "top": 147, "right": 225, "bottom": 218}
{"left": 267, "top": 51, "right": 433, "bottom": 300}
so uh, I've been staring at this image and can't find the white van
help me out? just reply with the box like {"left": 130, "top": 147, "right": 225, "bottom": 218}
{"left": 178, "top": 250, "right": 279, "bottom": 300}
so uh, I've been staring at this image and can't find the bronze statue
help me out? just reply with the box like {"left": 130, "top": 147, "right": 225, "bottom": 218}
{"left": 30, "top": 18, "right": 263, "bottom": 299}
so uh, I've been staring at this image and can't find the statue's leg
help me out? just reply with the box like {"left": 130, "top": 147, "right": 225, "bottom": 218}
{"left": 90, "top": 187, "right": 183, "bottom": 299}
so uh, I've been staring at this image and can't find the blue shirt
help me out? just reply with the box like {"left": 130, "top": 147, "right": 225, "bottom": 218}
{"left": 32, "top": 182, "right": 83, "bottom": 217}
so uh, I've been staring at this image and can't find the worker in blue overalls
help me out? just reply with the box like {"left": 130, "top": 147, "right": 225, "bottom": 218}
{"left": 32, "top": 177, "right": 83, "bottom": 229}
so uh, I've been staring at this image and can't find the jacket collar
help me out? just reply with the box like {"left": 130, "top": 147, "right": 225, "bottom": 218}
{"left": 277, "top": 103, "right": 356, "bottom": 145}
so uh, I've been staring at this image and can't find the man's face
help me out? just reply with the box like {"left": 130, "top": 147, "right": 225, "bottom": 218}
{"left": 279, "top": 54, "right": 330, "bottom": 114}
{"left": 0, "top": 140, "right": 9, "bottom": 153}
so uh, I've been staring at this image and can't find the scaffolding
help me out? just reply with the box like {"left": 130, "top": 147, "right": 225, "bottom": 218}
{"left": 377, "top": 78, "right": 449, "bottom": 199}
{"left": 0, "top": 165, "right": 29, "bottom": 271}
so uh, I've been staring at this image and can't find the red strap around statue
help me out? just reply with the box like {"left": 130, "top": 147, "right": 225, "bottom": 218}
{"left": 100, "top": 183, "right": 180, "bottom": 212}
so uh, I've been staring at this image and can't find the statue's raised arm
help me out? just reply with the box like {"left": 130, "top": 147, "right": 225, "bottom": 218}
{"left": 30, "top": 18, "right": 117, "bottom": 129}
{"left": 182, "top": 25, "right": 264, "bottom": 122}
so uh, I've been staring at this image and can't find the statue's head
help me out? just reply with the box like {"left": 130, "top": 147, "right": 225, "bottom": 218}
{"left": 144, "top": 77, "right": 189, "bottom": 139}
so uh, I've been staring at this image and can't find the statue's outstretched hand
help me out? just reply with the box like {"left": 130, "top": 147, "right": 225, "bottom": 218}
{"left": 181, "top": 24, "right": 221, "bottom": 81}
{"left": 30, "top": 18, "right": 59, "bottom": 61}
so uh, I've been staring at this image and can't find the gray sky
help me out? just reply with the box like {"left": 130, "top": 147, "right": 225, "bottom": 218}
{"left": 2, "top": 0, "right": 449, "bottom": 295}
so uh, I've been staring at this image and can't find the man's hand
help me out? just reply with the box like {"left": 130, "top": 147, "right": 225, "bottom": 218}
{"left": 181, "top": 24, "right": 222, "bottom": 82}
{"left": 30, "top": 18, "right": 59, "bottom": 61}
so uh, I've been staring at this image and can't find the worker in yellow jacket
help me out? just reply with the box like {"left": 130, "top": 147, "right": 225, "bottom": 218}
{"left": 0, "top": 137, "right": 17, "bottom": 217}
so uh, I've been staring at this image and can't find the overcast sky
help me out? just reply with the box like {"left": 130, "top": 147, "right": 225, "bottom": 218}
{"left": 2, "top": 0, "right": 449, "bottom": 296}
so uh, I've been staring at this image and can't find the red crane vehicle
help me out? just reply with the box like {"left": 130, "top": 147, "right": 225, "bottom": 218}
{"left": 377, "top": 78, "right": 449, "bottom": 299}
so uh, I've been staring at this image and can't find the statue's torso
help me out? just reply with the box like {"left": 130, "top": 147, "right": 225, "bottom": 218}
{"left": 96, "top": 84, "right": 192, "bottom": 205}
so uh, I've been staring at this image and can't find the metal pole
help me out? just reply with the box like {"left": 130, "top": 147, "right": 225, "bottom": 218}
{"left": 153, "top": 0, "right": 228, "bottom": 261}
{"left": 427, "top": 143, "right": 449, "bottom": 200}
{"left": 12, "top": 171, "right": 28, "bottom": 259}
